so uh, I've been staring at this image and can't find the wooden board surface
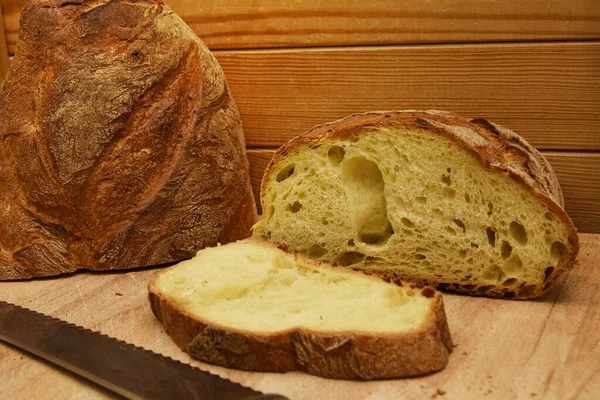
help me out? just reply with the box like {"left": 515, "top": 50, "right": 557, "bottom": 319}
{"left": 3, "top": 0, "right": 600, "bottom": 54}
{"left": 247, "top": 150, "right": 600, "bottom": 234}
{"left": 217, "top": 42, "right": 600, "bottom": 151}
{"left": 1, "top": 234, "right": 599, "bottom": 400}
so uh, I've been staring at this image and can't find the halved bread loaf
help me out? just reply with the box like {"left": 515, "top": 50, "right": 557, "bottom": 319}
{"left": 0, "top": 0, "right": 256, "bottom": 279}
{"left": 253, "top": 111, "right": 579, "bottom": 299}
{"left": 148, "top": 240, "right": 453, "bottom": 380}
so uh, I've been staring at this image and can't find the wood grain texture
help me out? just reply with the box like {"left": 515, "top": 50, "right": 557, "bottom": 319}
{"left": 544, "top": 152, "right": 600, "bottom": 234}
{"left": 0, "top": 3, "right": 9, "bottom": 82}
{"left": 1, "top": 234, "right": 599, "bottom": 400}
{"left": 3, "top": 0, "right": 600, "bottom": 54}
{"left": 4, "top": 43, "right": 599, "bottom": 150}
{"left": 219, "top": 42, "right": 600, "bottom": 150}
{"left": 247, "top": 150, "right": 600, "bottom": 233}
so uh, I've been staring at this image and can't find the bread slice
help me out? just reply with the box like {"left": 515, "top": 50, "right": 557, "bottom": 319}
{"left": 148, "top": 240, "right": 453, "bottom": 380}
{"left": 253, "top": 110, "right": 579, "bottom": 299}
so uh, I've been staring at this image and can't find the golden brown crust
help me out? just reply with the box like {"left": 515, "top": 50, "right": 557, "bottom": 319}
{"left": 148, "top": 245, "right": 453, "bottom": 380}
{"left": 260, "top": 110, "right": 579, "bottom": 299}
{"left": 0, "top": 0, "right": 256, "bottom": 280}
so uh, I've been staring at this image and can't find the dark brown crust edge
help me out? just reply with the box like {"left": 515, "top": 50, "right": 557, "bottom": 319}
{"left": 148, "top": 248, "right": 453, "bottom": 380}
{"left": 259, "top": 110, "right": 580, "bottom": 300}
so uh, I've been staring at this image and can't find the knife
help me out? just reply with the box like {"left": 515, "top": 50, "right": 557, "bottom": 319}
{"left": 0, "top": 300, "right": 287, "bottom": 400}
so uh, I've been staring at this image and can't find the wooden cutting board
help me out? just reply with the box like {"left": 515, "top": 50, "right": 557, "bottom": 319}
{"left": 1, "top": 234, "right": 599, "bottom": 400}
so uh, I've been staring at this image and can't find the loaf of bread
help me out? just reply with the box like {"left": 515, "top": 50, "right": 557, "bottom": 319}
{"left": 254, "top": 111, "right": 579, "bottom": 299}
{"left": 0, "top": 0, "right": 256, "bottom": 279}
{"left": 149, "top": 240, "right": 453, "bottom": 379}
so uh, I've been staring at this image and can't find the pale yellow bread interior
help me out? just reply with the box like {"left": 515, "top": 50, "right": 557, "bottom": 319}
{"left": 151, "top": 240, "right": 436, "bottom": 334}
{"left": 254, "top": 126, "right": 574, "bottom": 298}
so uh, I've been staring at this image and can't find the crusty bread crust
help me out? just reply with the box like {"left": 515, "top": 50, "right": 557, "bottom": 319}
{"left": 260, "top": 110, "right": 579, "bottom": 299}
{"left": 0, "top": 0, "right": 256, "bottom": 280}
{"left": 148, "top": 247, "right": 453, "bottom": 380}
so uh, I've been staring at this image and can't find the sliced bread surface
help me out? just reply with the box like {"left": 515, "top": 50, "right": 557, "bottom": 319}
{"left": 148, "top": 240, "right": 453, "bottom": 379}
{"left": 253, "top": 110, "right": 579, "bottom": 299}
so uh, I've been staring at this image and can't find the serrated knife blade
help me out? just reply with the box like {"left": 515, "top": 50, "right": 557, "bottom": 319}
{"left": 0, "top": 300, "right": 286, "bottom": 400}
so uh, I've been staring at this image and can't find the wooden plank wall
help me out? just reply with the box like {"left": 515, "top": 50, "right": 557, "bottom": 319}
{"left": 1, "top": 0, "right": 599, "bottom": 232}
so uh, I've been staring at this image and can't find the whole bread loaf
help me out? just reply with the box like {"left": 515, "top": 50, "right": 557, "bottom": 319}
{"left": 149, "top": 239, "right": 453, "bottom": 379}
{"left": 254, "top": 111, "right": 579, "bottom": 299}
{"left": 0, "top": 0, "right": 256, "bottom": 280}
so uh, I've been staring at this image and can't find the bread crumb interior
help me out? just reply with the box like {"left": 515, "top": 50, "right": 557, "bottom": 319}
{"left": 155, "top": 241, "right": 433, "bottom": 333}
{"left": 255, "top": 127, "right": 572, "bottom": 294}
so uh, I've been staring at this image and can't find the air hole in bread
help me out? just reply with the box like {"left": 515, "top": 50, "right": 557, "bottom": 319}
{"left": 307, "top": 244, "right": 328, "bottom": 259}
{"left": 545, "top": 212, "right": 555, "bottom": 221}
{"left": 416, "top": 196, "right": 427, "bottom": 204}
{"left": 502, "top": 254, "right": 523, "bottom": 275}
{"left": 440, "top": 174, "right": 451, "bottom": 186}
{"left": 327, "top": 146, "right": 345, "bottom": 166}
{"left": 487, "top": 201, "right": 494, "bottom": 217}
{"left": 415, "top": 254, "right": 426, "bottom": 260}
{"left": 503, "top": 278, "right": 518, "bottom": 286}
{"left": 519, "top": 285, "right": 537, "bottom": 297}
{"left": 443, "top": 188, "right": 456, "bottom": 198}
{"left": 486, "top": 228, "right": 496, "bottom": 247}
{"left": 401, "top": 218, "right": 414, "bottom": 228}
{"left": 335, "top": 251, "right": 366, "bottom": 266}
{"left": 544, "top": 266, "right": 554, "bottom": 282}
{"left": 276, "top": 165, "right": 295, "bottom": 182}
{"left": 287, "top": 201, "right": 302, "bottom": 213}
{"left": 501, "top": 241, "right": 512, "bottom": 259}
{"left": 360, "top": 231, "right": 394, "bottom": 245}
{"left": 347, "top": 239, "right": 355, "bottom": 246}
{"left": 298, "top": 192, "right": 307, "bottom": 199}
{"left": 550, "top": 241, "right": 567, "bottom": 261}
{"left": 476, "top": 285, "right": 494, "bottom": 295}
{"left": 452, "top": 219, "right": 466, "bottom": 232}
{"left": 445, "top": 226, "right": 457, "bottom": 235}
{"left": 341, "top": 157, "right": 394, "bottom": 246}
{"left": 321, "top": 218, "right": 329, "bottom": 226}
{"left": 365, "top": 255, "right": 385, "bottom": 263}
{"left": 509, "top": 221, "right": 528, "bottom": 245}
{"left": 458, "top": 249, "right": 467, "bottom": 258}
{"left": 482, "top": 264, "right": 504, "bottom": 282}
